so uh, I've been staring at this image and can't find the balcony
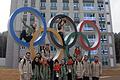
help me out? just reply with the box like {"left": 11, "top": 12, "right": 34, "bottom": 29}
{"left": 40, "top": 6, "right": 46, "bottom": 10}
{"left": 74, "top": 6, "right": 79, "bottom": 10}
{"left": 83, "top": 17, "right": 96, "bottom": 20}
{"left": 63, "top": 3, "right": 69, "bottom": 10}
{"left": 83, "top": 0, "right": 94, "bottom": 3}
{"left": 73, "top": 3, "right": 79, "bottom": 10}
{"left": 83, "top": 6, "right": 95, "bottom": 10}
{"left": 83, "top": 27, "right": 94, "bottom": 31}
{"left": 100, "top": 28, "right": 106, "bottom": 32}
{"left": 63, "top": 7, "right": 69, "bottom": 10}
{"left": 99, "top": 17, "right": 105, "bottom": 21}
{"left": 97, "top": 0, "right": 104, "bottom": 3}
{"left": 98, "top": 7, "right": 104, "bottom": 11}
{"left": 40, "top": 2, "right": 46, "bottom": 10}
{"left": 88, "top": 38, "right": 95, "bottom": 43}
{"left": 51, "top": 7, "right": 57, "bottom": 10}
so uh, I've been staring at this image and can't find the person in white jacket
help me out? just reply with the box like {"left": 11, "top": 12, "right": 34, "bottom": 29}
{"left": 19, "top": 52, "right": 33, "bottom": 80}
{"left": 83, "top": 55, "right": 91, "bottom": 80}
{"left": 74, "top": 56, "right": 84, "bottom": 80}
{"left": 91, "top": 56, "right": 102, "bottom": 80}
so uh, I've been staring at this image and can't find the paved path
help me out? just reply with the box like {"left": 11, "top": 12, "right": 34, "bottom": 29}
{"left": 100, "top": 76, "right": 120, "bottom": 80}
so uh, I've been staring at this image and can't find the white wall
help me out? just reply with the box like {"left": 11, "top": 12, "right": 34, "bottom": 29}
{"left": 0, "top": 58, "right": 5, "bottom": 66}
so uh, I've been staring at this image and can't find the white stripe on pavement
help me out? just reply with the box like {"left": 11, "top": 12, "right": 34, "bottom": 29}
{"left": 100, "top": 76, "right": 112, "bottom": 78}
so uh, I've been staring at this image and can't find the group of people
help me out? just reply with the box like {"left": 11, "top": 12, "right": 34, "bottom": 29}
{"left": 19, "top": 49, "right": 102, "bottom": 80}
{"left": 19, "top": 18, "right": 102, "bottom": 80}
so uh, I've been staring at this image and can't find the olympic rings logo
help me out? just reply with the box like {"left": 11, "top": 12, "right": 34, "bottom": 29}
{"left": 9, "top": 7, "right": 47, "bottom": 47}
{"left": 9, "top": 7, "right": 101, "bottom": 60}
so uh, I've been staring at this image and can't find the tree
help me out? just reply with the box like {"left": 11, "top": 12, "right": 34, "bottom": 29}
{"left": 114, "top": 32, "right": 120, "bottom": 63}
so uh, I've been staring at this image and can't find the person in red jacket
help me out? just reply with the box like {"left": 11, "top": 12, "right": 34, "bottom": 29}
{"left": 53, "top": 59, "right": 61, "bottom": 80}
{"left": 74, "top": 47, "right": 81, "bottom": 57}
{"left": 67, "top": 56, "right": 74, "bottom": 80}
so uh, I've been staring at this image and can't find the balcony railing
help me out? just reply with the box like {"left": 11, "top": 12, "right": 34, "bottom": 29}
{"left": 83, "top": 17, "right": 96, "bottom": 20}
{"left": 83, "top": 7, "right": 96, "bottom": 10}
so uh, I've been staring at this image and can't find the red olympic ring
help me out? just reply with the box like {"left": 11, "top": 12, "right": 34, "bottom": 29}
{"left": 79, "top": 20, "right": 101, "bottom": 50}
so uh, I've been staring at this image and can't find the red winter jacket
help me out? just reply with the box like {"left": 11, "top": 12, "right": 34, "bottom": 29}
{"left": 74, "top": 49, "right": 81, "bottom": 55}
{"left": 53, "top": 64, "right": 61, "bottom": 72}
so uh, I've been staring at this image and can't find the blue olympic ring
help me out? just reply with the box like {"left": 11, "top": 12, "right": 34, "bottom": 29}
{"left": 9, "top": 7, "right": 47, "bottom": 47}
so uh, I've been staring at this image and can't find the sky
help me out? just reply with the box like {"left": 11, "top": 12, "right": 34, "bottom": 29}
{"left": 0, "top": 0, "right": 120, "bottom": 33}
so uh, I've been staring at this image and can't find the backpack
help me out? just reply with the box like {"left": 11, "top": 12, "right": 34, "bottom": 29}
{"left": 20, "top": 58, "right": 31, "bottom": 69}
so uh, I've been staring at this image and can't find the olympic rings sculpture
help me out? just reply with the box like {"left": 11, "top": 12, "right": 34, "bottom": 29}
{"left": 9, "top": 7, "right": 101, "bottom": 60}
{"left": 9, "top": 7, "right": 47, "bottom": 47}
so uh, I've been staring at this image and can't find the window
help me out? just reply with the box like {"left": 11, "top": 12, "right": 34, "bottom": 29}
{"left": 99, "top": 13, "right": 104, "bottom": 17}
{"left": 73, "top": 0, "right": 79, "bottom": 3}
{"left": 83, "top": 2, "right": 95, "bottom": 10}
{"left": 101, "top": 35, "right": 107, "bottom": 43}
{"left": 63, "top": 3, "right": 69, "bottom": 10}
{"left": 74, "top": 3, "right": 79, "bottom": 10}
{"left": 41, "top": 12, "right": 45, "bottom": 17}
{"left": 25, "top": 0, "right": 28, "bottom": 3}
{"left": 84, "top": 13, "right": 95, "bottom": 17}
{"left": 30, "top": 15, "right": 35, "bottom": 22}
{"left": 74, "top": 13, "right": 79, "bottom": 18}
{"left": 99, "top": 13, "right": 105, "bottom": 21}
{"left": 99, "top": 23, "right": 106, "bottom": 31}
{"left": 102, "top": 55, "right": 109, "bottom": 66}
{"left": 97, "top": 0, "right": 104, "bottom": 3}
{"left": 30, "top": 15, "right": 35, "bottom": 26}
{"left": 63, "top": 0, "right": 69, "bottom": 3}
{"left": 84, "top": 13, "right": 95, "bottom": 20}
{"left": 51, "top": 2, "right": 57, "bottom": 10}
{"left": 105, "top": 2, "right": 109, "bottom": 4}
{"left": 51, "top": 0, "right": 57, "bottom": 2}
{"left": 51, "top": 12, "right": 56, "bottom": 18}
{"left": 40, "top": 2, "right": 46, "bottom": 10}
{"left": 101, "top": 45, "right": 108, "bottom": 56}
{"left": 23, "top": 15, "right": 27, "bottom": 22}
{"left": 74, "top": 13, "right": 79, "bottom": 23}
{"left": 88, "top": 35, "right": 95, "bottom": 39}
{"left": 83, "top": 24, "right": 94, "bottom": 31}
{"left": 41, "top": 0, "right": 46, "bottom": 2}
{"left": 21, "top": 46, "right": 25, "bottom": 49}
{"left": 24, "top": 0, "right": 28, "bottom": 7}
{"left": 99, "top": 21, "right": 105, "bottom": 24}
{"left": 31, "top": 0, "right": 36, "bottom": 7}
{"left": 50, "top": 46, "right": 56, "bottom": 52}
{"left": 83, "top": 0, "right": 94, "bottom": 3}
{"left": 98, "top": 3, "right": 104, "bottom": 11}
{"left": 24, "top": 12, "right": 27, "bottom": 14}
{"left": 107, "top": 22, "right": 110, "bottom": 25}
{"left": 90, "top": 50, "right": 97, "bottom": 55}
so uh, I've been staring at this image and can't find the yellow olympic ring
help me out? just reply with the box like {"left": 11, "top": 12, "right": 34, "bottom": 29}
{"left": 28, "top": 27, "right": 42, "bottom": 60}
{"left": 40, "top": 28, "right": 64, "bottom": 61}
{"left": 28, "top": 27, "right": 64, "bottom": 60}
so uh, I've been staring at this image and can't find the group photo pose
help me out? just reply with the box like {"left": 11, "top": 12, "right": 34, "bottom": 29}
{"left": 19, "top": 48, "right": 102, "bottom": 80}
{"left": 8, "top": 7, "right": 101, "bottom": 80}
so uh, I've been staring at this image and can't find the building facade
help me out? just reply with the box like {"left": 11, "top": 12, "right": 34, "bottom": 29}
{"left": 6, "top": 0, "right": 116, "bottom": 68}
{"left": 0, "top": 32, "right": 7, "bottom": 66}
